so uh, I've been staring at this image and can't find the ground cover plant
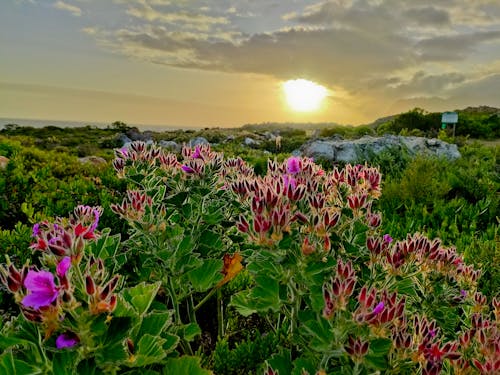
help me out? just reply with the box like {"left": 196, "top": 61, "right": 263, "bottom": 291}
{"left": 0, "top": 140, "right": 498, "bottom": 374}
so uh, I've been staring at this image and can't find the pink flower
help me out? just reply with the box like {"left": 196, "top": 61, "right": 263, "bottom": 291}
{"left": 22, "top": 270, "right": 59, "bottom": 309}
{"left": 181, "top": 165, "right": 195, "bottom": 174}
{"left": 56, "top": 257, "right": 71, "bottom": 278}
{"left": 372, "top": 301, "right": 385, "bottom": 315}
{"left": 56, "top": 332, "right": 79, "bottom": 349}
{"left": 383, "top": 234, "right": 393, "bottom": 244}
{"left": 286, "top": 157, "right": 301, "bottom": 174}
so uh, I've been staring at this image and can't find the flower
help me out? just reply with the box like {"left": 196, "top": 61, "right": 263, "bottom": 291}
{"left": 56, "top": 332, "right": 79, "bottom": 349}
{"left": 383, "top": 234, "right": 393, "bottom": 244}
{"left": 286, "top": 157, "right": 301, "bottom": 174}
{"left": 181, "top": 165, "right": 195, "bottom": 174}
{"left": 22, "top": 270, "right": 59, "bottom": 309}
{"left": 56, "top": 257, "right": 71, "bottom": 278}
{"left": 217, "top": 253, "right": 244, "bottom": 287}
{"left": 32, "top": 223, "right": 40, "bottom": 237}
{"left": 372, "top": 301, "right": 385, "bottom": 315}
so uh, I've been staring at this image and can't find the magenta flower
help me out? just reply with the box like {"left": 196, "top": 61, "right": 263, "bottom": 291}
{"left": 181, "top": 165, "right": 195, "bottom": 174}
{"left": 192, "top": 146, "right": 202, "bottom": 159}
{"left": 56, "top": 257, "right": 71, "bottom": 278}
{"left": 372, "top": 301, "right": 385, "bottom": 315}
{"left": 383, "top": 234, "right": 393, "bottom": 244}
{"left": 32, "top": 223, "right": 40, "bottom": 237}
{"left": 286, "top": 157, "right": 301, "bottom": 174}
{"left": 22, "top": 270, "right": 59, "bottom": 309}
{"left": 56, "top": 332, "right": 79, "bottom": 349}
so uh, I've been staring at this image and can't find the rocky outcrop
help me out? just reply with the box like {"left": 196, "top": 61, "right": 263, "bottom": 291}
{"left": 159, "top": 140, "right": 181, "bottom": 152}
{"left": 299, "top": 135, "right": 461, "bottom": 163}
{"left": 78, "top": 156, "right": 107, "bottom": 165}
{"left": 0, "top": 156, "right": 9, "bottom": 169}
{"left": 188, "top": 137, "right": 209, "bottom": 147}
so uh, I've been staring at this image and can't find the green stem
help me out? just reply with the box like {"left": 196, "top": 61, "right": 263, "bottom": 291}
{"left": 217, "top": 289, "right": 224, "bottom": 338}
{"left": 187, "top": 294, "right": 197, "bottom": 325}
{"left": 194, "top": 287, "right": 217, "bottom": 311}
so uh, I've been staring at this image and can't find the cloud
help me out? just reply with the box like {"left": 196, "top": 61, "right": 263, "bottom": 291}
{"left": 415, "top": 31, "right": 500, "bottom": 61}
{"left": 53, "top": 1, "right": 82, "bottom": 17}
{"left": 81, "top": 0, "right": 500, "bottom": 119}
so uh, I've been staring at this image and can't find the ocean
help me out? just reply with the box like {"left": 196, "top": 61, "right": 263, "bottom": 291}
{"left": 0, "top": 118, "right": 200, "bottom": 132}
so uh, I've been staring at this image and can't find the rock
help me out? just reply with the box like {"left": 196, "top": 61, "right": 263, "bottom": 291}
{"left": 159, "top": 140, "right": 181, "bottom": 152}
{"left": 126, "top": 129, "right": 153, "bottom": 142}
{"left": 243, "top": 137, "right": 260, "bottom": 146}
{"left": 0, "top": 156, "right": 9, "bottom": 169}
{"left": 116, "top": 133, "right": 132, "bottom": 146}
{"left": 224, "top": 135, "right": 236, "bottom": 143}
{"left": 78, "top": 156, "right": 107, "bottom": 165}
{"left": 188, "top": 137, "right": 210, "bottom": 147}
{"left": 299, "top": 135, "right": 460, "bottom": 163}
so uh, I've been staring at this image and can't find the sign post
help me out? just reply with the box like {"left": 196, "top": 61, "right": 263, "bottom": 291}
{"left": 441, "top": 112, "right": 458, "bottom": 137}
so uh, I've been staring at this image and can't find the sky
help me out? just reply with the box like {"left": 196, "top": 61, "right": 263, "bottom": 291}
{"left": 1, "top": 0, "right": 500, "bottom": 128}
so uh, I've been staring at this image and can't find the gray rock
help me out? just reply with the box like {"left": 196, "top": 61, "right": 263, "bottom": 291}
{"left": 188, "top": 137, "right": 210, "bottom": 147}
{"left": 0, "top": 156, "right": 9, "bottom": 169}
{"left": 299, "top": 135, "right": 460, "bottom": 163}
{"left": 243, "top": 137, "right": 260, "bottom": 146}
{"left": 116, "top": 133, "right": 132, "bottom": 146}
{"left": 159, "top": 140, "right": 181, "bottom": 152}
{"left": 78, "top": 156, "right": 107, "bottom": 165}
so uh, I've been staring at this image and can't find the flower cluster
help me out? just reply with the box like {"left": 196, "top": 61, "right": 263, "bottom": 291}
{"left": 0, "top": 205, "right": 120, "bottom": 350}
{"left": 231, "top": 158, "right": 382, "bottom": 251}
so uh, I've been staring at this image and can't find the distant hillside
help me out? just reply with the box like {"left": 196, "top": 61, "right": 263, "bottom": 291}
{"left": 240, "top": 121, "right": 343, "bottom": 132}
{"left": 366, "top": 105, "right": 500, "bottom": 128}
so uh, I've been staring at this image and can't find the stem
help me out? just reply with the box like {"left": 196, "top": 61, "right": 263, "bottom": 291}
{"left": 187, "top": 294, "right": 197, "bottom": 325}
{"left": 217, "top": 289, "right": 224, "bottom": 338}
{"left": 194, "top": 287, "right": 217, "bottom": 311}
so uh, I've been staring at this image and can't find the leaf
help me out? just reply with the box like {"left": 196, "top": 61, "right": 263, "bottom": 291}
{"left": 187, "top": 259, "right": 224, "bottom": 292}
{"left": 129, "top": 334, "right": 167, "bottom": 367}
{"left": 267, "top": 349, "right": 292, "bottom": 375}
{"left": 162, "top": 356, "right": 212, "bottom": 375}
{"left": 52, "top": 350, "right": 79, "bottom": 375}
{"left": 369, "top": 338, "right": 392, "bottom": 356}
{"left": 180, "top": 323, "right": 201, "bottom": 342}
{"left": 165, "top": 191, "right": 188, "bottom": 207}
{"left": 138, "top": 311, "right": 173, "bottom": 337}
{"left": 124, "top": 281, "right": 161, "bottom": 315}
{"left": 229, "top": 291, "right": 258, "bottom": 317}
{"left": 251, "top": 275, "right": 281, "bottom": 313}
{"left": 0, "top": 352, "right": 42, "bottom": 375}
{"left": 217, "top": 252, "right": 244, "bottom": 287}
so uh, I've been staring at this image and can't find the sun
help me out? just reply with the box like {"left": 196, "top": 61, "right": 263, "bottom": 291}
{"left": 283, "top": 79, "right": 328, "bottom": 112}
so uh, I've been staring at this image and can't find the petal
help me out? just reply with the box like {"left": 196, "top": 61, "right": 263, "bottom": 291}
{"left": 24, "top": 270, "right": 56, "bottom": 293}
{"left": 22, "top": 290, "right": 58, "bottom": 309}
{"left": 56, "top": 332, "right": 79, "bottom": 349}
{"left": 56, "top": 257, "right": 71, "bottom": 278}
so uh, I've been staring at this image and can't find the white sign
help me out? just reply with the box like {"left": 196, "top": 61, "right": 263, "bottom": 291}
{"left": 442, "top": 112, "right": 458, "bottom": 124}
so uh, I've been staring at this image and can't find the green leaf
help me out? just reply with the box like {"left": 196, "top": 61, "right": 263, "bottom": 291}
{"left": 129, "top": 334, "right": 167, "bottom": 367}
{"left": 124, "top": 281, "right": 161, "bottom": 315}
{"left": 165, "top": 191, "right": 188, "bottom": 207}
{"left": 229, "top": 291, "right": 258, "bottom": 317}
{"left": 180, "top": 323, "right": 202, "bottom": 342}
{"left": 369, "top": 338, "right": 392, "bottom": 356}
{"left": 267, "top": 349, "right": 292, "bottom": 375}
{"left": 292, "top": 357, "right": 317, "bottom": 375}
{"left": 52, "top": 350, "right": 79, "bottom": 375}
{"left": 187, "top": 259, "right": 223, "bottom": 292}
{"left": 138, "top": 311, "right": 173, "bottom": 337}
{"left": 250, "top": 275, "right": 281, "bottom": 313}
{"left": 162, "top": 333, "right": 180, "bottom": 354}
{"left": 0, "top": 352, "right": 42, "bottom": 375}
{"left": 162, "top": 356, "right": 212, "bottom": 375}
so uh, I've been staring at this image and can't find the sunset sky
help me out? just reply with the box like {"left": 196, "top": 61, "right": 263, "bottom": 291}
{"left": 1, "top": 0, "right": 500, "bottom": 128}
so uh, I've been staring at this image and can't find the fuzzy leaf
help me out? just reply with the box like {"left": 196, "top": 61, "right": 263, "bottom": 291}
{"left": 162, "top": 356, "right": 212, "bottom": 375}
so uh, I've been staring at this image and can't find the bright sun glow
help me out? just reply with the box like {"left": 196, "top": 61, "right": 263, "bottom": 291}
{"left": 283, "top": 79, "right": 328, "bottom": 112}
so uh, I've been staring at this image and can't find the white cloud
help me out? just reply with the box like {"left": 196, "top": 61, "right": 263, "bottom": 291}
{"left": 53, "top": 1, "right": 82, "bottom": 17}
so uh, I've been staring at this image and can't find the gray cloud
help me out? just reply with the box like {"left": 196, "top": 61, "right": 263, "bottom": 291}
{"left": 80, "top": 0, "right": 500, "bottom": 117}
{"left": 403, "top": 7, "right": 450, "bottom": 27}
{"left": 415, "top": 31, "right": 500, "bottom": 61}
